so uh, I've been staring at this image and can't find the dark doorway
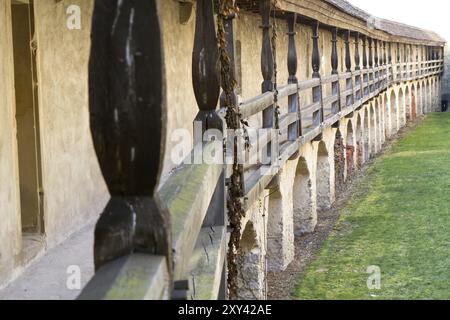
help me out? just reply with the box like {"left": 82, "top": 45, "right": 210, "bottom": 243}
{"left": 11, "top": 0, "right": 45, "bottom": 261}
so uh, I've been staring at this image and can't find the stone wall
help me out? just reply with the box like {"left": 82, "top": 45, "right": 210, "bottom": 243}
{"left": 0, "top": 0, "right": 22, "bottom": 288}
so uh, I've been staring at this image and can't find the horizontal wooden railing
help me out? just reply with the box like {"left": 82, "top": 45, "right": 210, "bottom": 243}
{"left": 79, "top": 57, "right": 443, "bottom": 301}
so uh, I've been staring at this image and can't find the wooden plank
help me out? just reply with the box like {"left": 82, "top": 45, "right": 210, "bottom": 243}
{"left": 188, "top": 226, "right": 227, "bottom": 300}
{"left": 78, "top": 254, "right": 169, "bottom": 300}
{"left": 278, "top": 83, "right": 298, "bottom": 99}
{"left": 160, "top": 143, "right": 223, "bottom": 280}
{"left": 298, "top": 78, "right": 320, "bottom": 91}
{"left": 240, "top": 92, "right": 274, "bottom": 118}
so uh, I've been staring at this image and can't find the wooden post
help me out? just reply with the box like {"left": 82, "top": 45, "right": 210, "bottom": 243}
{"left": 344, "top": 30, "right": 351, "bottom": 73}
{"left": 311, "top": 21, "right": 323, "bottom": 124}
{"left": 89, "top": 0, "right": 173, "bottom": 292}
{"left": 331, "top": 27, "right": 340, "bottom": 113}
{"left": 368, "top": 37, "right": 373, "bottom": 68}
{"left": 344, "top": 30, "right": 353, "bottom": 106}
{"left": 287, "top": 12, "right": 301, "bottom": 139}
{"left": 193, "top": 0, "right": 226, "bottom": 299}
{"left": 374, "top": 39, "right": 379, "bottom": 68}
{"left": 193, "top": 0, "right": 221, "bottom": 132}
{"left": 362, "top": 35, "right": 368, "bottom": 96}
{"left": 331, "top": 28, "right": 339, "bottom": 75}
{"left": 388, "top": 42, "right": 392, "bottom": 64}
{"left": 311, "top": 21, "right": 321, "bottom": 78}
{"left": 259, "top": 0, "right": 275, "bottom": 163}
{"left": 354, "top": 32, "right": 360, "bottom": 71}
{"left": 355, "top": 32, "right": 361, "bottom": 70}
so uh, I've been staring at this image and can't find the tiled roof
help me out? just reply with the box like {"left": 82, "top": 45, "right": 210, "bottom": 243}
{"left": 324, "top": 0, "right": 446, "bottom": 43}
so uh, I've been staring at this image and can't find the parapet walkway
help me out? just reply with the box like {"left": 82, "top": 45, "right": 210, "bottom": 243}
{"left": 0, "top": 222, "right": 95, "bottom": 300}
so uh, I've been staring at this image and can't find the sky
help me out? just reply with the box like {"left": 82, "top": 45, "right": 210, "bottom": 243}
{"left": 348, "top": 0, "right": 450, "bottom": 42}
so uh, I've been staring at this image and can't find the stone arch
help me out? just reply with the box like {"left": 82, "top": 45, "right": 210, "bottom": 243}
{"left": 293, "top": 157, "right": 315, "bottom": 235}
{"left": 345, "top": 120, "right": 355, "bottom": 178}
{"left": 334, "top": 129, "right": 345, "bottom": 193}
{"left": 236, "top": 221, "right": 265, "bottom": 300}
{"left": 389, "top": 90, "right": 397, "bottom": 133}
{"left": 399, "top": 88, "right": 405, "bottom": 126}
{"left": 355, "top": 115, "right": 363, "bottom": 168}
{"left": 370, "top": 104, "right": 377, "bottom": 155}
{"left": 316, "top": 142, "right": 331, "bottom": 211}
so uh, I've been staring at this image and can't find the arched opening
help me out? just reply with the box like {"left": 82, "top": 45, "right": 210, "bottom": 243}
{"left": 293, "top": 157, "right": 315, "bottom": 235}
{"left": 356, "top": 115, "right": 363, "bottom": 169}
{"left": 316, "top": 142, "right": 331, "bottom": 211}
{"left": 236, "top": 221, "right": 265, "bottom": 300}
{"left": 389, "top": 90, "right": 397, "bottom": 133}
{"left": 334, "top": 129, "right": 345, "bottom": 193}
{"left": 370, "top": 105, "right": 377, "bottom": 155}
{"left": 399, "top": 88, "right": 405, "bottom": 127}
{"left": 346, "top": 121, "right": 355, "bottom": 178}
{"left": 425, "top": 81, "right": 430, "bottom": 113}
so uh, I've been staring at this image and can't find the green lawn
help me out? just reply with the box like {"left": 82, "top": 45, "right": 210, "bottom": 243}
{"left": 294, "top": 113, "right": 450, "bottom": 300}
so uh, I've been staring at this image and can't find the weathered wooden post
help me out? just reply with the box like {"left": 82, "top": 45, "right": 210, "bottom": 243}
{"left": 260, "top": 0, "right": 276, "bottom": 161}
{"left": 362, "top": 35, "right": 368, "bottom": 69}
{"left": 368, "top": 37, "right": 373, "bottom": 92}
{"left": 344, "top": 30, "right": 352, "bottom": 73}
{"left": 403, "top": 43, "right": 407, "bottom": 77}
{"left": 374, "top": 39, "right": 379, "bottom": 68}
{"left": 396, "top": 42, "right": 401, "bottom": 80}
{"left": 362, "top": 35, "right": 368, "bottom": 96}
{"left": 416, "top": 45, "right": 419, "bottom": 76}
{"left": 311, "top": 20, "right": 323, "bottom": 124}
{"left": 374, "top": 39, "right": 379, "bottom": 90}
{"left": 331, "top": 27, "right": 341, "bottom": 113}
{"left": 193, "top": 0, "right": 221, "bottom": 133}
{"left": 192, "top": 0, "right": 226, "bottom": 252}
{"left": 331, "top": 28, "right": 339, "bottom": 75}
{"left": 354, "top": 32, "right": 361, "bottom": 100}
{"left": 287, "top": 12, "right": 301, "bottom": 139}
{"left": 312, "top": 21, "right": 321, "bottom": 79}
{"left": 88, "top": 0, "right": 173, "bottom": 295}
{"left": 383, "top": 41, "right": 387, "bottom": 86}
{"left": 354, "top": 33, "right": 360, "bottom": 71}
{"left": 344, "top": 30, "right": 353, "bottom": 106}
